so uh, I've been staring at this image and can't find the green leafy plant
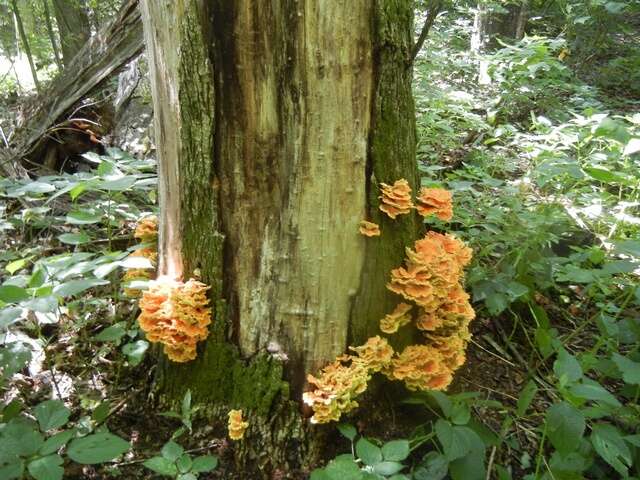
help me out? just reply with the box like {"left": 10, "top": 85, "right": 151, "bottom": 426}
{"left": 0, "top": 399, "right": 129, "bottom": 480}
{"left": 143, "top": 440, "right": 218, "bottom": 480}
{"left": 159, "top": 390, "right": 198, "bottom": 440}
{"left": 310, "top": 425, "right": 411, "bottom": 480}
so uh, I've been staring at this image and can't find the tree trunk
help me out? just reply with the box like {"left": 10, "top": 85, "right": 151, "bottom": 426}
{"left": 474, "top": 0, "right": 528, "bottom": 53}
{"left": 52, "top": 0, "right": 90, "bottom": 65}
{"left": 141, "top": 0, "right": 419, "bottom": 476}
{"left": 11, "top": 0, "right": 40, "bottom": 93}
{"left": 42, "top": 0, "right": 63, "bottom": 70}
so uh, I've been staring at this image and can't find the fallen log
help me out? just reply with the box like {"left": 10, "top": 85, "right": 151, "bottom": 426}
{"left": 0, "top": 0, "right": 143, "bottom": 177}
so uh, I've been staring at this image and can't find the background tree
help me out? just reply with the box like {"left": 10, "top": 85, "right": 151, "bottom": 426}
{"left": 10, "top": 0, "right": 39, "bottom": 92}
{"left": 51, "top": 0, "right": 90, "bottom": 65}
{"left": 41, "top": 0, "right": 63, "bottom": 70}
{"left": 141, "top": 0, "right": 420, "bottom": 474}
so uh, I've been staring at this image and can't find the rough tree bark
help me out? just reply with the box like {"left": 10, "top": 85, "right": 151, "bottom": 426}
{"left": 52, "top": 0, "right": 90, "bottom": 65}
{"left": 142, "top": 0, "right": 419, "bottom": 476}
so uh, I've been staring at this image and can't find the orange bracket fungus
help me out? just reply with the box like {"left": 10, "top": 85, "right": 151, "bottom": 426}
{"left": 385, "top": 344, "right": 452, "bottom": 391}
{"left": 305, "top": 186, "right": 475, "bottom": 422}
{"left": 137, "top": 278, "right": 212, "bottom": 362}
{"left": 385, "top": 230, "right": 474, "bottom": 392}
{"left": 380, "top": 303, "right": 413, "bottom": 334}
{"left": 134, "top": 215, "right": 158, "bottom": 242}
{"left": 379, "top": 179, "right": 413, "bottom": 219}
{"left": 303, "top": 336, "right": 393, "bottom": 424}
{"left": 228, "top": 409, "right": 249, "bottom": 440}
{"left": 359, "top": 220, "right": 381, "bottom": 237}
{"left": 416, "top": 187, "right": 453, "bottom": 221}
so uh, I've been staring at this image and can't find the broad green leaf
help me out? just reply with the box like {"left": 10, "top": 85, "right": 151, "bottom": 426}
{"left": 176, "top": 454, "right": 192, "bottom": 473}
{"left": 450, "top": 402, "right": 471, "bottom": 425}
{"left": 516, "top": 380, "right": 538, "bottom": 416}
{"left": 94, "top": 324, "right": 127, "bottom": 342}
{"left": 122, "top": 340, "right": 149, "bottom": 366}
{"left": 66, "top": 211, "right": 102, "bottom": 225}
{"left": 28, "top": 269, "right": 46, "bottom": 288}
{"left": 6, "top": 258, "right": 28, "bottom": 274}
{"left": 1, "top": 418, "right": 44, "bottom": 456}
{"left": 548, "top": 451, "right": 590, "bottom": 477}
{"left": 70, "top": 183, "right": 88, "bottom": 200}
{"left": 569, "top": 380, "right": 622, "bottom": 407}
{"left": 81, "top": 152, "right": 102, "bottom": 164}
{"left": 323, "top": 455, "right": 363, "bottom": 480}
{"left": 374, "top": 461, "right": 405, "bottom": 476}
{"left": 546, "top": 402, "right": 585, "bottom": 454}
{"left": 0, "top": 285, "right": 29, "bottom": 303}
{"left": 0, "top": 460, "right": 24, "bottom": 480}
{"left": 583, "top": 167, "right": 631, "bottom": 185}
{"left": 191, "top": 455, "right": 218, "bottom": 472}
{"left": 94, "top": 262, "right": 121, "bottom": 278}
{"left": 67, "top": 432, "right": 130, "bottom": 464}
{"left": 0, "top": 342, "right": 32, "bottom": 379}
{"left": 1, "top": 399, "right": 23, "bottom": 422}
{"left": 99, "top": 176, "right": 137, "bottom": 191}
{"left": 593, "top": 117, "right": 630, "bottom": 144}
{"left": 143, "top": 457, "right": 178, "bottom": 476}
{"left": 435, "top": 419, "right": 471, "bottom": 461}
{"left": 504, "top": 281, "right": 529, "bottom": 300}
{"left": 448, "top": 426, "right": 486, "bottom": 480}
{"left": 591, "top": 423, "right": 632, "bottom": 477}
{"left": 34, "top": 400, "right": 70, "bottom": 431}
{"left": 23, "top": 296, "right": 58, "bottom": 313}
{"left": 0, "top": 307, "right": 24, "bottom": 329}
{"left": 91, "top": 402, "right": 111, "bottom": 424}
{"left": 161, "top": 441, "right": 184, "bottom": 462}
{"left": 19, "top": 182, "right": 56, "bottom": 195}
{"left": 486, "top": 293, "right": 509, "bottom": 315}
{"left": 119, "top": 256, "right": 153, "bottom": 270}
{"left": 623, "top": 138, "right": 640, "bottom": 155}
{"left": 39, "top": 429, "right": 76, "bottom": 455}
{"left": 53, "top": 278, "right": 109, "bottom": 297}
{"left": 177, "top": 474, "right": 197, "bottom": 480}
{"left": 356, "top": 438, "right": 382, "bottom": 466}
{"left": 413, "top": 451, "right": 448, "bottom": 480}
{"left": 382, "top": 440, "right": 410, "bottom": 462}
{"left": 427, "top": 391, "right": 453, "bottom": 417}
{"left": 27, "top": 454, "right": 64, "bottom": 480}
{"left": 553, "top": 348, "right": 582, "bottom": 384}
{"left": 58, "top": 232, "right": 90, "bottom": 245}
{"left": 613, "top": 240, "right": 640, "bottom": 259}
{"left": 612, "top": 353, "right": 640, "bottom": 385}
{"left": 337, "top": 424, "right": 357, "bottom": 441}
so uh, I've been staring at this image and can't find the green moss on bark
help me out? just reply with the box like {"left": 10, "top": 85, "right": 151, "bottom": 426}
{"left": 350, "top": 0, "right": 420, "bottom": 349}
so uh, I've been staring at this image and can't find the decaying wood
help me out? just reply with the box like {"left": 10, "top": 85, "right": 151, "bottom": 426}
{"left": 1, "top": 0, "right": 143, "bottom": 176}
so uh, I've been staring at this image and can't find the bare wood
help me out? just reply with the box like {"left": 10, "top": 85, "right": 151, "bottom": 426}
{"left": 5, "top": 0, "right": 143, "bottom": 168}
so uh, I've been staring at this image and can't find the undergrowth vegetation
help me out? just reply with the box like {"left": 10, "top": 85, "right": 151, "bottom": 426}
{"left": 1, "top": 1, "right": 639, "bottom": 479}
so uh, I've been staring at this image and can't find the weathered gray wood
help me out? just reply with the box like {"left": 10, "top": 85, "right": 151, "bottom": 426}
{"left": 3, "top": 0, "right": 143, "bottom": 174}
